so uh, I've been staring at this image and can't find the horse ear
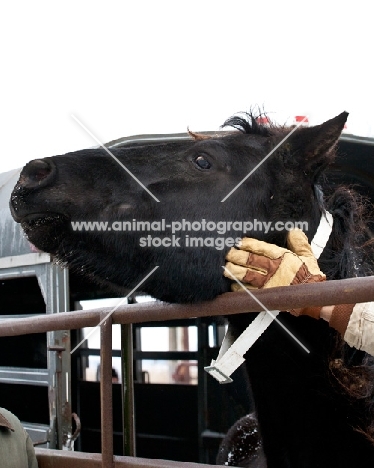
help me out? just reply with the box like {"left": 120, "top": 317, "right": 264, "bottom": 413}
{"left": 289, "top": 111, "right": 348, "bottom": 174}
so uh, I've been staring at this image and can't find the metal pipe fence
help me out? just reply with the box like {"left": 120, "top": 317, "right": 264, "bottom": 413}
{"left": 2, "top": 276, "right": 374, "bottom": 468}
{"left": 1, "top": 276, "right": 374, "bottom": 338}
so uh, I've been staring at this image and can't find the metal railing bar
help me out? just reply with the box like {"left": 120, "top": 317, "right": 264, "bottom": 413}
{"left": 122, "top": 324, "right": 136, "bottom": 457}
{"left": 133, "top": 351, "right": 198, "bottom": 360}
{"left": 77, "top": 348, "right": 122, "bottom": 358}
{"left": 75, "top": 349, "right": 197, "bottom": 360}
{"left": 1, "top": 277, "right": 373, "bottom": 338}
{"left": 35, "top": 447, "right": 222, "bottom": 468}
{"left": 100, "top": 313, "right": 114, "bottom": 468}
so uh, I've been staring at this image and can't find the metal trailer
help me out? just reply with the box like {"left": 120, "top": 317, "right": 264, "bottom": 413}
{"left": 0, "top": 131, "right": 373, "bottom": 465}
{"left": 0, "top": 167, "right": 71, "bottom": 449}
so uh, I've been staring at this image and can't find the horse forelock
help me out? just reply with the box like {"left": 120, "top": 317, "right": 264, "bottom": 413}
{"left": 221, "top": 110, "right": 274, "bottom": 138}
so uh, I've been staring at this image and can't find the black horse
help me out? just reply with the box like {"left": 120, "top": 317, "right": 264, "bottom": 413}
{"left": 10, "top": 111, "right": 374, "bottom": 467}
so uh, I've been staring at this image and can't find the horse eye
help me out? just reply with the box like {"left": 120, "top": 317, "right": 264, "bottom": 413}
{"left": 194, "top": 156, "right": 211, "bottom": 170}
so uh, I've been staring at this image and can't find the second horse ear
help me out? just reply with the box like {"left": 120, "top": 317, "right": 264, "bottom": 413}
{"left": 287, "top": 111, "right": 348, "bottom": 177}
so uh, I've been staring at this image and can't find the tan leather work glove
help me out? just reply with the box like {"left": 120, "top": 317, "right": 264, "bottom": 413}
{"left": 226, "top": 227, "right": 323, "bottom": 282}
{"left": 224, "top": 229, "right": 374, "bottom": 356}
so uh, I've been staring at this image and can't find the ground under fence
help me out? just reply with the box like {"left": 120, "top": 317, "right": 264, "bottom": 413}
{"left": 1, "top": 276, "right": 374, "bottom": 468}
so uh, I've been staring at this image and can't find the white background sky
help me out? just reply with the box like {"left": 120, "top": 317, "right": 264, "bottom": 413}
{"left": 1, "top": 1, "right": 373, "bottom": 173}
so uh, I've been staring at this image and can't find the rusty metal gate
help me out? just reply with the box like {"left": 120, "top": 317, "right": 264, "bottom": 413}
{"left": 1, "top": 276, "right": 374, "bottom": 467}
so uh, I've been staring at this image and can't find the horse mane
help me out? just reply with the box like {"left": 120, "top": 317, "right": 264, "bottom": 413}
{"left": 319, "top": 186, "right": 374, "bottom": 442}
{"left": 188, "top": 108, "right": 273, "bottom": 141}
{"left": 321, "top": 186, "right": 374, "bottom": 279}
{"left": 221, "top": 110, "right": 273, "bottom": 137}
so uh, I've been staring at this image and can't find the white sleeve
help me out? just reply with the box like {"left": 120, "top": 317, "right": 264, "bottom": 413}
{"left": 344, "top": 302, "right": 374, "bottom": 356}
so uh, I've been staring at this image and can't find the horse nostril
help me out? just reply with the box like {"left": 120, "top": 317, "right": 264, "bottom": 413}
{"left": 19, "top": 159, "right": 55, "bottom": 188}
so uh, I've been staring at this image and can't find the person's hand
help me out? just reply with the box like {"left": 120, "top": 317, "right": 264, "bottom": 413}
{"left": 224, "top": 229, "right": 374, "bottom": 356}
{"left": 224, "top": 228, "right": 325, "bottom": 304}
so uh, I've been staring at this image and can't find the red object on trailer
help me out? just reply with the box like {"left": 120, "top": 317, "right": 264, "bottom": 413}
{"left": 256, "top": 116, "right": 271, "bottom": 125}
{"left": 295, "top": 115, "right": 309, "bottom": 124}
